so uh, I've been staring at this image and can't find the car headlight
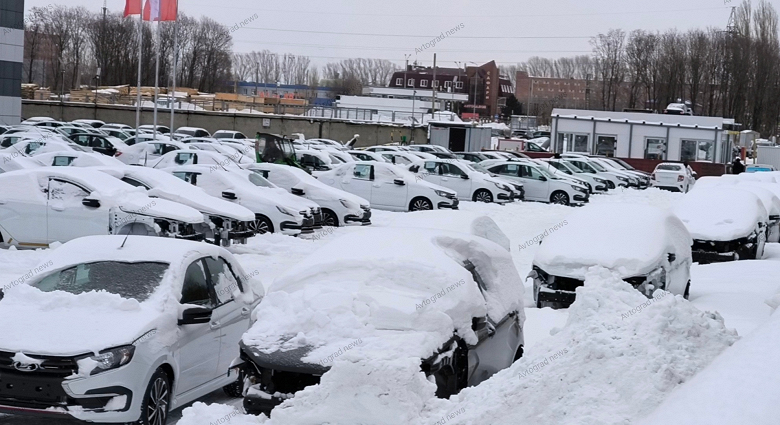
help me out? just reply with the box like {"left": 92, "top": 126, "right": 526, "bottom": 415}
{"left": 571, "top": 185, "right": 587, "bottom": 192}
{"left": 340, "top": 199, "right": 354, "bottom": 209}
{"left": 617, "top": 176, "right": 628, "bottom": 182}
{"left": 494, "top": 182, "right": 510, "bottom": 191}
{"left": 594, "top": 178, "right": 606, "bottom": 184}
{"left": 435, "top": 190, "right": 452, "bottom": 198}
{"left": 83, "top": 345, "right": 135, "bottom": 376}
{"left": 276, "top": 206, "right": 295, "bottom": 217}
{"left": 513, "top": 184, "right": 524, "bottom": 191}
{"left": 360, "top": 204, "right": 370, "bottom": 210}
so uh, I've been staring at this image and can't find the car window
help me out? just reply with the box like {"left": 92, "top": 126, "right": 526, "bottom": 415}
{"left": 423, "top": 161, "right": 439, "bottom": 175}
{"left": 48, "top": 179, "right": 90, "bottom": 204}
{"left": 263, "top": 169, "right": 297, "bottom": 188}
{"left": 204, "top": 257, "right": 243, "bottom": 304}
{"left": 656, "top": 164, "right": 682, "bottom": 171}
{"left": 180, "top": 259, "right": 216, "bottom": 308}
{"left": 523, "top": 166, "right": 546, "bottom": 180}
{"left": 121, "top": 177, "right": 151, "bottom": 189}
{"left": 52, "top": 156, "right": 75, "bottom": 166}
{"left": 496, "top": 164, "right": 520, "bottom": 176}
{"left": 440, "top": 163, "right": 466, "bottom": 177}
{"left": 175, "top": 153, "right": 197, "bottom": 165}
{"left": 353, "top": 164, "right": 373, "bottom": 180}
{"left": 172, "top": 171, "right": 199, "bottom": 185}
{"left": 248, "top": 172, "right": 275, "bottom": 188}
{"left": 89, "top": 137, "right": 107, "bottom": 148}
{"left": 72, "top": 135, "right": 90, "bottom": 145}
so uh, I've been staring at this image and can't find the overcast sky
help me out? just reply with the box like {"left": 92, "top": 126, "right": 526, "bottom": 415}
{"left": 21, "top": 0, "right": 775, "bottom": 67}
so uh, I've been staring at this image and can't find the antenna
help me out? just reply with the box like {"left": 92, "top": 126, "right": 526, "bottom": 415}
{"left": 119, "top": 216, "right": 139, "bottom": 249}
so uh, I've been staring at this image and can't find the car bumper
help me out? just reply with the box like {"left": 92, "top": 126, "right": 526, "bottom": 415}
{"left": 593, "top": 185, "right": 608, "bottom": 192}
{"left": 692, "top": 250, "right": 738, "bottom": 264}
{"left": 437, "top": 198, "right": 459, "bottom": 210}
{"left": 497, "top": 192, "right": 514, "bottom": 203}
{"left": 281, "top": 219, "right": 315, "bottom": 235}
{"left": 653, "top": 184, "right": 683, "bottom": 193}
{"left": 573, "top": 191, "right": 590, "bottom": 204}
{"left": 345, "top": 208, "right": 372, "bottom": 225}
{"left": 175, "top": 232, "right": 205, "bottom": 242}
{"left": 537, "top": 288, "right": 577, "bottom": 308}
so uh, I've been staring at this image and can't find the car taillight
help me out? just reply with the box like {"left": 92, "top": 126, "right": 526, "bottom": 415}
{"left": 677, "top": 175, "right": 684, "bottom": 182}
{"left": 115, "top": 151, "right": 122, "bottom": 157}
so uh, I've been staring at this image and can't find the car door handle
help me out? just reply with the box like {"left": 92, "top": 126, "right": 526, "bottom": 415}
{"left": 210, "top": 321, "right": 221, "bottom": 330}
{"left": 241, "top": 307, "right": 250, "bottom": 316}
{"left": 51, "top": 205, "right": 65, "bottom": 211}
{"left": 441, "top": 177, "right": 449, "bottom": 181}
{"left": 372, "top": 183, "right": 381, "bottom": 188}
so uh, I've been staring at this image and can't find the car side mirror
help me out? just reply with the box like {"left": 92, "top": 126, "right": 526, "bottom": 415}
{"left": 393, "top": 178, "right": 406, "bottom": 186}
{"left": 178, "top": 307, "right": 212, "bottom": 325}
{"left": 222, "top": 191, "right": 237, "bottom": 200}
{"left": 539, "top": 176, "right": 547, "bottom": 181}
{"left": 82, "top": 198, "right": 101, "bottom": 208}
{"left": 291, "top": 188, "right": 305, "bottom": 196}
{"left": 668, "top": 253, "right": 676, "bottom": 263}
{"left": 460, "top": 174, "right": 469, "bottom": 180}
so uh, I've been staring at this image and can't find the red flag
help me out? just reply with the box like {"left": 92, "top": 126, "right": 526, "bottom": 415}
{"left": 124, "top": 0, "right": 142, "bottom": 16}
{"left": 143, "top": 0, "right": 177, "bottom": 21}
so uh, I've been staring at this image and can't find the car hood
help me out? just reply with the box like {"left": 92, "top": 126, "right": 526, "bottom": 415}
{"left": 296, "top": 182, "right": 368, "bottom": 208}
{"left": 114, "top": 195, "right": 205, "bottom": 224}
{"left": 146, "top": 187, "right": 254, "bottom": 221}
{"left": 0, "top": 285, "right": 165, "bottom": 356}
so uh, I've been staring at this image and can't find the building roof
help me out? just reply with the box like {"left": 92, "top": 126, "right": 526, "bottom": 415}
{"left": 552, "top": 108, "right": 734, "bottom": 130}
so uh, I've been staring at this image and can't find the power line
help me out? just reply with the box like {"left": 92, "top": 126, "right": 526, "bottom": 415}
{"left": 230, "top": 39, "right": 592, "bottom": 54}
{"left": 239, "top": 26, "right": 592, "bottom": 39}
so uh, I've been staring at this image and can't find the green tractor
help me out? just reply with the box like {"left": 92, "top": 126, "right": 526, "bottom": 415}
{"left": 254, "top": 133, "right": 308, "bottom": 171}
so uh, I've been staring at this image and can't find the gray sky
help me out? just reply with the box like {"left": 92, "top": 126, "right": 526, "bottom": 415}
{"left": 22, "top": 0, "right": 766, "bottom": 67}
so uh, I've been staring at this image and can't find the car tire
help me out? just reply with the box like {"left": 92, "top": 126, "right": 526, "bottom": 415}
{"left": 513, "top": 345, "right": 524, "bottom": 362}
{"left": 409, "top": 197, "right": 433, "bottom": 211}
{"left": 138, "top": 368, "right": 171, "bottom": 425}
{"left": 473, "top": 189, "right": 493, "bottom": 203}
{"left": 322, "top": 209, "right": 339, "bottom": 227}
{"left": 683, "top": 280, "right": 691, "bottom": 300}
{"left": 249, "top": 215, "right": 274, "bottom": 234}
{"left": 433, "top": 340, "right": 468, "bottom": 398}
{"left": 550, "top": 191, "right": 570, "bottom": 206}
{"left": 222, "top": 367, "right": 246, "bottom": 398}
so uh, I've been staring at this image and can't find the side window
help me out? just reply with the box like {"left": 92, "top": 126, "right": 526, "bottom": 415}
{"left": 89, "top": 137, "right": 106, "bottom": 148}
{"left": 353, "top": 164, "right": 373, "bottom": 180}
{"left": 440, "top": 163, "right": 466, "bottom": 177}
{"left": 423, "top": 161, "right": 439, "bottom": 175}
{"left": 52, "top": 156, "right": 75, "bottom": 166}
{"left": 204, "top": 257, "right": 243, "bottom": 304}
{"left": 175, "top": 153, "right": 196, "bottom": 165}
{"left": 499, "top": 164, "right": 520, "bottom": 176}
{"left": 121, "top": 177, "right": 151, "bottom": 189}
{"left": 172, "top": 172, "right": 199, "bottom": 185}
{"left": 180, "top": 259, "right": 216, "bottom": 308}
{"left": 527, "top": 166, "right": 545, "bottom": 180}
{"left": 48, "top": 179, "right": 89, "bottom": 204}
{"left": 72, "top": 135, "right": 89, "bottom": 145}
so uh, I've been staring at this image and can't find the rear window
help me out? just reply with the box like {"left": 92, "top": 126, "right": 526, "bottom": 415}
{"left": 656, "top": 164, "right": 682, "bottom": 171}
{"left": 33, "top": 261, "right": 169, "bottom": 302}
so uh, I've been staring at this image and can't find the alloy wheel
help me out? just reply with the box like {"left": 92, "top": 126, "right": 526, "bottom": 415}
{"left": 146, "top": 377, "right": 169, "bottom": 425}
{"left": 475, "top": 191, "right": 493, "bottom": 203}
{"left": 411, "top": 199, "right": 433, "bottom": 211}
{"left": 250, "top": 218, "right": 270, "bottom": 234}
{"left": 551, "top": 192, "right": 569, "bottom": 205}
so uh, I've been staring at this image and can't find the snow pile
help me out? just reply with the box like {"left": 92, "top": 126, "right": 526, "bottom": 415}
{"left": 639, "top": 300, "right": 780, "bottom": 425}
{"left": 180, "top": 403, "right": 268, "bottom": 425}
{"left": 674, "top": 187, "right": 767, "bottom": 240}
{"left": 421, "top": 267, "right": 738, "bottom": 425}
{"left": 534, "top": 204, "right": 691, "bottom": 278}
{"left": 379, "top": 210, "right": 511, "bottom": 252}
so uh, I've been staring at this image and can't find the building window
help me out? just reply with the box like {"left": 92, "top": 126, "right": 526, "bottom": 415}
{"left": 444, "top": 81, "right": 452, "bottom": 88}
{"left": 408, "top": 78, "right": 415, "bottom": 87}
{"left": 681, "top": 140, "right": 715, "bottom": 162}
{"left": 433, "top": 80, "right": 440, "bottom": 88}
{"left": 596, "top": 135, "right": 617, "bottom": 156}
{"left": 455, "top": 81, "right": 463, "bottom": 89}
{"left": 395, "top": 78, "right": 402, "bottom": 86}
{"left": 557, "top": 133, "right": 589, "bottom": 153}
{"left": 420, "top": 79, "right": 428, "bottom": 88}
{"left": 645, "top": 138, "right": 667, "bottom": 160}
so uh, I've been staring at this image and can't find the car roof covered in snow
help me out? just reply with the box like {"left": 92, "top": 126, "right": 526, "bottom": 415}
{"left": 35, "top": 151, "right": 125, "bottom": 168}
{"left": 675, "top": 187, "right": 768, "bottom": 241}
{"left": 242, "top": 227, "right": 524, "bottom": 365}
{"left": 534, "top": 204, "right": 692, "bottom": 279}
{"left": 381, "top": 210, "right": 511, "bottom": 252}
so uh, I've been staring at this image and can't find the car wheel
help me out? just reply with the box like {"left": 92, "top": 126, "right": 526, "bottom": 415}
{"left": 473, "top": 189, "right": 493, "bottom": 203}
{"left": 683, "top": 280, "right": 691, "bottom": 300}
{"left": 222, "top": 367, "right": 246, "bottom": 398}
{"left": 550, "top": 191, "right": 570, "bottom": 205}
{"left": 249, "top": 215, "right": 274, "bottom": 234}
{"left": 139, "top": 368, "right": 170, "bottom": 425}
{"left": 606, "top": 180, "right": 615, "bottom": 189}
{"left": 322, "top": 209, "right": 339, "bottom": 227}
{"left": 433, "top": 340, "right": 468, "bottom": 398}
{"left": 409, "top": 197, "right": 433, "bottom": 211}
{"left": 513, "top": 345, "right": 524, "bottom": 362}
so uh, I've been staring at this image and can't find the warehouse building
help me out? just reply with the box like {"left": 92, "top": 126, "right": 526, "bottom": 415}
{"left": 0, "top": 0, "right": 23, "bottom": 125}
{"left": 551, "top": 109, "right": 739, "bottom": 164}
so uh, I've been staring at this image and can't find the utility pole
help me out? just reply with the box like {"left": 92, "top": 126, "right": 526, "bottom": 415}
{"left": 432, "top": 53, "right": 437, "bottom": 117}
{"left": 585, "top": 73, "right": 592, "bottom": 110}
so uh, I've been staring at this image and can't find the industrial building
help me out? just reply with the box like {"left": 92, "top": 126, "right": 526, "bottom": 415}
{"left": 0, "top": 0, "right": 24, "bottom": 125}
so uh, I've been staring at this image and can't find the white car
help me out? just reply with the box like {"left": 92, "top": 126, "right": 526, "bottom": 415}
{"left": 675, "top": 187, "right": 768, "bottom": 263}
{"left": 151, "top": 150, "right": 243, "bottom": 171}
{"left": 591, "top": 156, "right": 650, "bottom": 188}
{"left": 378, "top": 151, "right": 423, "bottom": 167}
{"left": 408, "top": 159, "right": 515, "bottom": 204}
{"left": 104, "top": 166, "right": 256, "bottom": 245}
{"left": 166, "top": 165, "right": 319, "bottom": 236}
{"left": 484, "top": 161, "right": 590, "bottom": 206}
{"left": 117, "top": 140, "right": 187, "bottom": 165}
{"left": 187, "top": 142, "right": 255, "bottom": 165}
{"left": 651, "top": 163, "right": 696, "bottom": 192}
{"left": 561, "top": 156, "right": 627, "bottom": 189}
{"left": 34, "top": 151, "right": 126, "bottom": 168}
{"left": 246, "top": 163, "right": 371, "bottom": 226}
{"left": 563, "top": 154, "right": 640, "bottom": 188}
{"left": 317, "top": 161, "right": 459, "bottom": 211}
{"left": 347, "top": 149, "right": 391, "bottom": 163}
{"left": 0, "top": 235, "right": 263, "bottom": 424}
{"left": 213, "top": 130, "right": 247, "bottom": 139}
{"left": 542, "top": 158, "right": 610, "bottom": 193}
{"left": 20, "top": 116, "right": 56, "bottom": 125}
{"left": 0, "top": 168, "right": 205, "bottom": 247}
{"left": 175, "top": 126, "right": 211, "bottom": 138}
{"left": 138, "top": 124, "right": 171, "bottom": 134}
{"left": 530, "top": 159, "right": 600, "bottom": 193}
{"left": 2, "top": 138, "right": 91, "bottom": 157}
{"left": 101, "top": 123, "right": 134, "bottom": 131}
{"left": 364, "top": 145, "right": 410, "bottom": 153}
{"left": 306, "top": 138, "right": 347, "bottom": 150}
{"left": 296, "top": 148, "right": 339, "bottom": 173}
{"left": 407, "top": 144, "right": 452, "bottom": 154}
{"left": 0, "top": 153, "right": 42, "bottom": 173}
{"left": 71, "top": 118, "right": 106, "bottom": 128}
{"left": 529, "top": 204, "right": 692, "bottom": 308}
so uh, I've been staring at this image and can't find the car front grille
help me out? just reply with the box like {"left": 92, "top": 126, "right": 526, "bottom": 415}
{"left": 0, "top": 351, "right": 80, "bottom": 378}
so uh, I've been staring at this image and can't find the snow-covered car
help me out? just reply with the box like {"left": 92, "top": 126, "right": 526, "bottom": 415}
{"left": 485, "top": 161, "right": 589, "bottom": 206}
{"left": 34, "top": 151, "right": 126, "bottom": 168}
{"left": 175, "top": 126, "right": 211, "bottom": 138}
{"left": 318, "top": 161, "right": 459, "bottom": 211}
{"left": 105, "top": 167, "right": 256, "bottom": 245}
{"left": 151, "top": 149, "right": 243, "bottom": 171}
{"left": 318, "top": 148, "right": 354, "bottom": 164}
{"left": 0, "top": 153, "right": 42, "bottom": 173}
{"left": 166, "top": 165, "right": 319, "bottom": 236}
{"left": 380, "top": 151, "right": 427, "bottom": 167}
{"left": 651, "top": 163, "right": 695, "bottom": 192}
{"left": 408, "top": 159, "right": 515, "bottom": 204}
{"left": 732, "top": 184, "right": 780, "bottom": 243}
{"left": 674, "top": 187, "right": 768, "bottom": 263}
{"left": 529, "top": 204, "right": 693, "bottom": 309}
{"left": 138, "top": 124, "right": 170, "bottom": 134}
{"left": 213, "top": 130, "right": 247, "bottom": 139}
{"left": 0, "top": 235, "right": 263, "bottom": 424}
{"left": 296, "top": 148, "right": 338, "bottom": 173}
{"left": 561, "top": 156, "right": 627, "bottom": 189}
{"left": 380, "top": 210, "right": 511, "bottom": 251}
{"left": 71, "top": 118, "right": 106, "bottom": 128}
{"left": 2, "top": 137, "right": 90, "bottom": 157}
{"left": 124, "top": 133, "right": 174, "bottom": 146}
{"left": 246, "top": 163, "right": 371, "bottom": 226}
{"left": 67, "top": 133, "right": 128, "bottom": 157}
{"left": 347, "top": 149, "right": 392, "bottom": 163}
{"left": 454, "top": 152, "right": 490, "bottom": 163}
{"left": 306, "top": 138, "right": 347, "bottom": 150}
{"left": 187, "top": 142, "right": 254, "bottom": 165}
{"left": 530, "top": 159, "right": 598, "bottom": 194}
{"left": 20, "top": 116, "right": 55, "bottom": 125}
{"left": 587, "top": 157, "right": 648, "bottom": 188}
{"left": 406, "top": 144, "right": 452, "bottom": 154}
{"left": 117, "top": 140, "right": 187, "bottom": 165}
{"left": 0, "top": 168, "right": 204, "bottom": 247}
{"left": 364, "top": 145, "right": 410, "bottom": 153}
{"left": 101, "top": 123, "right": 134, "bottom": 131}
{"left": 542, "top": 158, "right": 609, "bottom": 193}
{"left": 239, "top": 227, "right": 525, "bottom": 415}
{"left": 101, "top": 128, "right": 133, "bottom": 141}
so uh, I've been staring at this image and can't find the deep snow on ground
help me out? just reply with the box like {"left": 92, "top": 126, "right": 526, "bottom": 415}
{"left": 2, "top": 187, "right": 778, "bottom": 424}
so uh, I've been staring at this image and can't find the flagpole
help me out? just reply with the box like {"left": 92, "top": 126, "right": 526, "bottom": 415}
{"left": 170, "top": 17, "right": 178, "bottom": 134}
{"left": 135, "top": 12, "right": 143, "bottom": 135}
{"left": 153, "top": 21, "right": 160, "bottom": 141}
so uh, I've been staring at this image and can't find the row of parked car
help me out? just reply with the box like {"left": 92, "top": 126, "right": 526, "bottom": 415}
{"left": 529, "top": 170, "right": 780, "bottom": 309}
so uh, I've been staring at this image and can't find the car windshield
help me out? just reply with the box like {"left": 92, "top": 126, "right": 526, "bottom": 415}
{"left": 535, "top": 165, "right": 560, "bottom": 180}
{"left": 604, "top": 159, "right": 628, "bottom": 170}
{"left": 32, "top": 261, "right": 169, "bottom": 302}
{"left": 466, "top": 163, "right": 490, "bottom": 175}
{"left": 248, "top": 172, "right": 276, "bottom": 188}
{"left": 559, "top": 161, "right": 582, "bottom": 173}
{"left": 610, "top": 158, "right": 635, "bottom": 170}
{"left": 587, "top": 161, "right": 608, "bottom": 172}
{"left": 657, "top": 164, "right": 683, "bottom": 171}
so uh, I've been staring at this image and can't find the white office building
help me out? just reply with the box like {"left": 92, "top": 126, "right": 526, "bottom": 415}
{"left": 0, "top": 0, "right": 24, "bottom": 125}
{"left": 551, "top": 109, "right": 738, "bottom": 163}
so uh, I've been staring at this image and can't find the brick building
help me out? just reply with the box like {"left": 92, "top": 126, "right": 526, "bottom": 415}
{"left": 515, "top": 71, "right": 591, "bottom": 116}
